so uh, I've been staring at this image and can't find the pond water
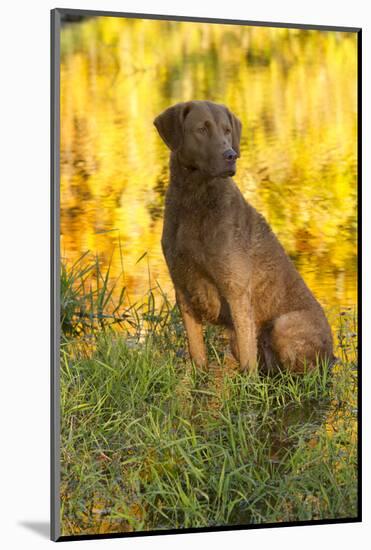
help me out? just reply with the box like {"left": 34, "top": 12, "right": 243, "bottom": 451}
{"left": 60, "top": 17, "right": 357, "bottom": 330}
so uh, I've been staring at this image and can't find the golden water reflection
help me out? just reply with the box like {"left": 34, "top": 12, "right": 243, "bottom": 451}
{"left": 60, "top": 17, "right": 357, "bottom": 328}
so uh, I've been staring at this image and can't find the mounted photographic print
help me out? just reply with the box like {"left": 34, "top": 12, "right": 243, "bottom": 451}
{"left": 51, "top": 8, "right": 361, "bottom": 542}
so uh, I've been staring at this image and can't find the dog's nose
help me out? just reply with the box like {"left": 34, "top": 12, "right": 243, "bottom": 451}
{"left": 223, "top": 148, "right": 238, "bottom": 161}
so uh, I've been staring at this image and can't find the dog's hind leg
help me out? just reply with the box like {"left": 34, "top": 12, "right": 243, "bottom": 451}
{"left": 270, "top": 310, "right": 333, "bottom": 373}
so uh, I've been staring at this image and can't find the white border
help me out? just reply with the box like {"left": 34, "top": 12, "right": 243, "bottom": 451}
{"left": 0, "top": 1, "right": 368, "bottom": 548}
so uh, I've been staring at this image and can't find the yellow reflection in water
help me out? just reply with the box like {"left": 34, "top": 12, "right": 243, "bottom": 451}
{"left": 60, "top": 18, "right": 357, "bottom": 320}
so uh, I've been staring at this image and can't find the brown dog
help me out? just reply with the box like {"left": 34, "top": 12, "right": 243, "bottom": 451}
{"left": 154, "top": 100, "right": 333, "bottom": 374}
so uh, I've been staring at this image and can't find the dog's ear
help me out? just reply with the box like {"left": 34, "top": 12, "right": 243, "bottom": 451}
{"left": 225, "top": 107, "right": 242, "bottom": 158}
{"left": 153, "top": 102, "right": 192, "bottom": 152}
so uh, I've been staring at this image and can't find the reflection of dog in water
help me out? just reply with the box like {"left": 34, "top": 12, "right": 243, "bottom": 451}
{"left": 154, "top": 100, "right": 334, "bottom": 374}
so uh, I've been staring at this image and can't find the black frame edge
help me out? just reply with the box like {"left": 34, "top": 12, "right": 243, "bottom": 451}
{"left": 51, "top": 7, "right": 61, "bottom": 543}
{"left": 56, "top": 516, "right": 361, "bottom": 543}
{"left": 55, "top": 7, "right": 361, "bottom": 33}
{"left": 357, "top": 28, "right": 362, "bottom": 523}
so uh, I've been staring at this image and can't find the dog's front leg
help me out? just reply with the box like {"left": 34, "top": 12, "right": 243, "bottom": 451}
{"left": 176, "top": 290, "right": 207, "bottom": 369}
{"left": 229, "top": 295, "right": 258, "bottom": 374}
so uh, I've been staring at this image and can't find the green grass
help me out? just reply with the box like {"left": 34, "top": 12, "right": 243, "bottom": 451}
{"left": 59, "top": 254, "right": 358, "bottom": 536}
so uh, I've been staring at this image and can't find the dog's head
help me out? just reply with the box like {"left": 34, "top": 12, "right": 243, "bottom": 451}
{"left": 154, "top": 100, "right": 242, "bottom": 178}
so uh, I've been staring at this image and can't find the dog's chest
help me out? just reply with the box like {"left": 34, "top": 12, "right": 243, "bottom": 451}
{"left": 162, "top": 179, "right": 248, "bottom": 282}
{"left": 175, "top": 204, "right": 227, "bottom": 260}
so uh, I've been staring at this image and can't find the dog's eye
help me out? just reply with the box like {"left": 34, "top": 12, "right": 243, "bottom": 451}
{"left": 197, "top": 127, "right": 207, "bottom": 134}
{"left": 225, "top": 128, "right": 232, "bottom": 135}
